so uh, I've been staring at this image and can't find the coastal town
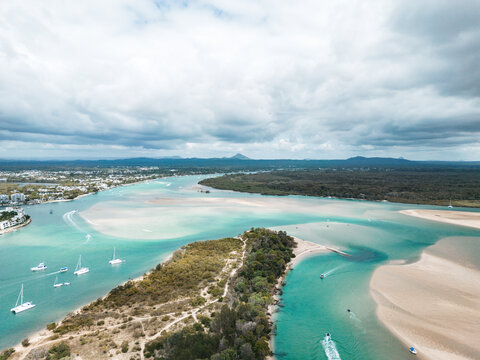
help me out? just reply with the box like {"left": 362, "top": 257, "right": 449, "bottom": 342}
{"left": 0, "top": 167, "right": 165, "bottom": 206}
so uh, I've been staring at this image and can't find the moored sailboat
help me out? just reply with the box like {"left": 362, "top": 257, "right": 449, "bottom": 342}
{"left": 74, "top": 255, "right": 89, "bottom": 275}
{"left": 53, "top": 276, "right": 63, "bottom": 288}
{"left": 109, "top": 247, "right": 124, "bottom": 265}
{"left": 11, "top": 284, "right": 35, "bottom": 313}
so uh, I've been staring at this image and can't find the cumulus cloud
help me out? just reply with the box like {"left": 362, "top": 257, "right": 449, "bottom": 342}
{"left": 0, "top": 0, "right": 479, "bottom": 160}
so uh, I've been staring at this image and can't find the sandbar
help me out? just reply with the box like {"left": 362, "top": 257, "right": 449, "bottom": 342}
{"left": 370, "top": 238, "right": 480, "bottom": 360}
{"left": 400, "top": 209, "right": 480, "bottom": 230}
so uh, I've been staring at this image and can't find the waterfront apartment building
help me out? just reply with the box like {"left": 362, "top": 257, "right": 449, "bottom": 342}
{"left": 0, "top": 207, "right": 26, "bottom": 230}
{"left": 0, "top": 194, "right": 9, "bottom": 203}
{"left": 11, "top": 193, "right": 25, "bottom": 203}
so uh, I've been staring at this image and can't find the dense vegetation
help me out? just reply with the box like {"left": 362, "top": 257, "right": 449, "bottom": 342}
{"left": 0, "top": 211, "right": 16, "bottom": 221}
{"left": 145, "top": 228, "right": 296, "bottom": 360}
{"left": 200, "top": 169, "right": 480, "bottom": 207}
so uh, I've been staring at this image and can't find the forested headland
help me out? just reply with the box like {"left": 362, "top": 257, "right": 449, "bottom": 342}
{"left": 199, "top": 169, "right": 480, "bottom": 207}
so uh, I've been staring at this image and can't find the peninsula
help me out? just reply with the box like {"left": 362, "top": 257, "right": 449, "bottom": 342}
{"left": 3, "top": 228, "right": 298, "bottom": 360}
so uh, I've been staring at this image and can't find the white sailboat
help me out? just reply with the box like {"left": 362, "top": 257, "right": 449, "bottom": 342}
{"left": 109, "top": 247, "right": 124, "bottom": 265}
{"left": 53, "top": 276, "right": 63, "bottom": 288}
{"left": 74, "top": 255, "right": 89, "bottom": 275}
{"left": 11, "top": 284, "right": 35, "bottom": 313}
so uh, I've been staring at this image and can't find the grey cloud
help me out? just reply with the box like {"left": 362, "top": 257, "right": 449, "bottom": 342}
{"left": 0, "top": 0, "right": 479, "bottom": 160}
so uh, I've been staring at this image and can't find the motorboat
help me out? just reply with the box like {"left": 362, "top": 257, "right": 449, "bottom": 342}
{"left": 60, "top": 267, "right": 68, "bottom": 273}
{"left": 11, "top": 284, "right": 35, "bottom": 313}
{"left": 320, "top": 273, "right": 325, "bottom": 279}
{"left": 109, "top": 247, "right": 124, "bottom": 265}
{"left": 74, "top": 255, "right": 89, "bottom": 275}
{"left": 30, "top": 262, "right": 47, "bottom": 271}
{"left": 409, "top": 347, "right": 417, "bottom": 355}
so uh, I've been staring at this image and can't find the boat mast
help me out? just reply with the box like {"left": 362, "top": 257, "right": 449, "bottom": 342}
{"left": 16, "top": 284, "right": 24, "bottom": 306}
{"left": 113, "top": 247, "right": 116, "bottom": 260}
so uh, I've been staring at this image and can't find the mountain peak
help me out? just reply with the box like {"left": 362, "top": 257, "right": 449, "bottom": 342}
{"left": 230, "top": 153, "right": 250, "bottom": 160}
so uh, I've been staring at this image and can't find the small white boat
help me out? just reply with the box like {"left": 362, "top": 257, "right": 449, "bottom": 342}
{"left": 409, "top": 347, "right": 417, "bottom": 355}
{"left": 11, "top": 284, "right": 35, "bottom": 314}
{"left": 74, "top": 255, "right": 89, "bottom": 275}
{"left": 60, "top": 267, "right": 68, "bottom": 273}
{"left": 109, "top": 248, "right": 124, "bottom": 265}
{"left": 53, "top": 276, "right": 63, "bottom": 288}
{"left": 30, "top": 262, "right": 47, "bottom": 271}
{"left": 64, "top": 282, "right": 71, "bottom": 286}
{"left": 320, "top": 273, "right": 325, "bottom": 279}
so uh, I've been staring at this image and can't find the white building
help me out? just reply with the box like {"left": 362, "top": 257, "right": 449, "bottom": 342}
{"left": 11, "top": 193, "right": 25, "bottom": 203}
{"left": 0, "top": 194, "right": 9, "bottom": 203}
{"left": 0, "top": 207, "right": 26, "bottom": 230}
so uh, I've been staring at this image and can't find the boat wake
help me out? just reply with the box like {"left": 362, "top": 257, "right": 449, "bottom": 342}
{"left": 62, "top": 210, "right": 84, "bottom": 233}
{"left": 84, "top": 234, "right": 92, "bottom": 244}
{"left": 322, "top": 264, "right": 347, "bottom": 278}
{"left": 322, "top": 334, "right": 342, "bottom": 360}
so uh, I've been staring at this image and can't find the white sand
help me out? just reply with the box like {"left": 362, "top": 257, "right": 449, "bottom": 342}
{"left": 400, "top": 209, "right": 480, "bottom": 230}
{"left": 371, "top": 238, "right": 480, "bottom": 360}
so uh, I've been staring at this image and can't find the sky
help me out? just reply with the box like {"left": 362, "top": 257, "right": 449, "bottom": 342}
{"left": 0, "top": 0, "right": 479, "bottom": 161}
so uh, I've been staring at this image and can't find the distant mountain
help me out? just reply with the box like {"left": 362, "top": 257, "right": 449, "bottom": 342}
{"left": 1, "top": 155, "right": 479, "bottom": 170}
{"left": 229, "top": 153, "right": 250, "bottom": 160}
{"left": 344, "top": 156, "right": 413, "bottom": 166}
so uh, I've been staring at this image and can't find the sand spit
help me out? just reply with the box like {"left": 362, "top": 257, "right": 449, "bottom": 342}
{"left": 371, "top": 238, "right": 480, "bottom": 360}
{"left": 400, "top": 209, "right": 480, "bottom": 230}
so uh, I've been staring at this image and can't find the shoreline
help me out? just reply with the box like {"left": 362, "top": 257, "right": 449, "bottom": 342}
{"left": 400, "top": 209, "right": 480, "bottom": 230}
{"left": 9, "top": 250, "right": 175, "bottom": 356}
{"left": 267, "top": 236, "right": 348, "bottom": 359}
{"left": 0, "top": 218, "right": 31, "bottom": 235}
{"left": 370, "top": 238, "right": 480, "bottom": 360}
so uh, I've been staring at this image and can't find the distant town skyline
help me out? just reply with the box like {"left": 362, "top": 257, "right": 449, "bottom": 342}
{"left": 1, "top": 0, "right": 479, "bottom": 161}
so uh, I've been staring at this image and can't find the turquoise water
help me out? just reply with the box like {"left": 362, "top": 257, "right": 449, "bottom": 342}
{"left": 1, "top": 175, "right": 479, "bottom": 360}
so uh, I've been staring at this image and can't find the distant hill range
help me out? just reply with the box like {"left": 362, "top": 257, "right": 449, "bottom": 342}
{"left": 0, "top": 155, "right": 479, "bottom": 170}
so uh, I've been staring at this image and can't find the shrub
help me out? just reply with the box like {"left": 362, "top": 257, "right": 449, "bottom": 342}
{"left": 21, "top": 338, "right": 30, "bottom": 347}
{"left": 45, "top": 341, "right": 70, "bottom": 360}
{"left": 121, "top": 341, "right": 129, "bottom": 353}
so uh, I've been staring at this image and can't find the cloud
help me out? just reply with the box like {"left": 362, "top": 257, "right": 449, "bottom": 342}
{"left": 0, "top": 0, "right": 479, "bottom": 160}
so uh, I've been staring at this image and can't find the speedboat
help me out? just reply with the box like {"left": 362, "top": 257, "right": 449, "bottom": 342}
{"left": 64, "top": 282, "right": 71, "bottom": 286}
{"left": 74, "top": 255, "right": 89, "bottom": 275}
{"left": 109, "top": 247, "right": 124, "bottom": 265}
{"left": 409, "top": 347, "right": 417, "bottom": 355}
{"left": 60, "top": 267, "right": 68, "bottom": 273}
{"left": 320, "top": 274, "right": 325, "bottom": 279}
{"left": 325, "top": 332, "right": 331, "bottom": 340}
{"left": 30, "top": 262, "right": 47, "bottom": 271}
{"left": 11, "top": 284, "right": 35, "bottom": 314}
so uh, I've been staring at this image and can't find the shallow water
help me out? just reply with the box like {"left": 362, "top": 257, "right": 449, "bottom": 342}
{"left": 0, "top": 175, "right": 479, "bottom": 358}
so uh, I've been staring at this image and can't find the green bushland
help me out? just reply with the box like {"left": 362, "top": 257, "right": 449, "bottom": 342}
{"left": 45, "top": 341, "right": 70, "bottom": 360}
{"left": 144, "top": 228, "right": 296, "bottom": 360}
{"left": 199, "top": 169, "right": 480, "bottom": 207}
{"left": 0, "top": 349, "right": 14, "bottom": 360}
{"left": 55, "top": 237, "right": 243, "bottom": 335}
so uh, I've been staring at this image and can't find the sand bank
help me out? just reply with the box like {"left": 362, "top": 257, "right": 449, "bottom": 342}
{"left": 400, "top": 209, "right": 480, "bottom": 230}
{"left": 371, "top": 238, "right": 480, "bottom": 360}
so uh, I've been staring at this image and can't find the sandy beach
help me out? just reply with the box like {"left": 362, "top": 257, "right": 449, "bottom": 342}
{"left": 400, "top": 209, "right": 480, "bottom": 230}
{"left": 370, "top": 238, "right": 480, "bottom": 360}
